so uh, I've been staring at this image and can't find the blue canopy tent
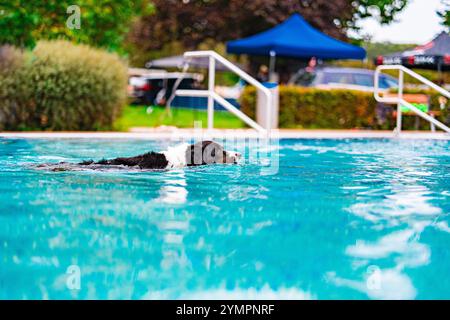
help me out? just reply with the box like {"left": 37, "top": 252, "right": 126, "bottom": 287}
{"left": 227, "top": 14, "right": 366, "bottom": 78}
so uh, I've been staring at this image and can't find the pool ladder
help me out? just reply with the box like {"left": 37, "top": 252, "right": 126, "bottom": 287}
{"left": 374, "top": 65, "right": 450, "bottom": 135}
{"left": 167, "top": 51, "right": 273, "bottom": 135}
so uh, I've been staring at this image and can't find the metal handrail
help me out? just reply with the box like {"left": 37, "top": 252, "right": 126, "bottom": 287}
{"left": 374, "top": 65, "right": 450, "bottom": 134}
{"left": 172, "top": 51, "right": 273, "bottom": 134}
{"left": 175, "top": 89, "right": 265, "bottom": 132}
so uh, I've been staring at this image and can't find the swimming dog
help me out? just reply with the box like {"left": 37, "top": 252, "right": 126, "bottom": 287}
{"left": 76, "top": 140, "right": 241, "bottom": 170}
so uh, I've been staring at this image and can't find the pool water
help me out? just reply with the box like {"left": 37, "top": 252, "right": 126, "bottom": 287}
{"left": 1, "top": 138, "right": 450, "bottom": 300}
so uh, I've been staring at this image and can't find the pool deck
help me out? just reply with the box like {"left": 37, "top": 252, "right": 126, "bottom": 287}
{"left": 0, "top": 128, "right": 449, "bottom": 140}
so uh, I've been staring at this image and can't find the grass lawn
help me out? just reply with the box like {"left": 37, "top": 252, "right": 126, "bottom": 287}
{"left": 114, "top": 105, "right": 246, "bottom": 131}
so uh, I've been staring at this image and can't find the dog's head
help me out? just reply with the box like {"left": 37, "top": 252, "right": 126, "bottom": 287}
{"left": 185, "top": 141, "right": 241, "bottom": 166}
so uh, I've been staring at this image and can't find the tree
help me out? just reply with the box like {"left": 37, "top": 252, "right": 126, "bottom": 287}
{"left": 0, "top": 0, "right": 153, "bottom": 51}
{"left": 128, "top": 0, "right": 409, "bottom": 55}
{"left": 354, "top": 0, "right": 409, "bottom": 24}
{"left": 438, "top": 0, "right": 450, "bottom": 30}
{"left": 364, "top": 42, "right": 417, "bottom": 60}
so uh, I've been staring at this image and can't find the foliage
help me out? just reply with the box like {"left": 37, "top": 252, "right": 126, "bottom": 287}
{"left": 0, "top": 40, "right": 128, "bottom": 131}
{"left": 241, "top": 86, "right": 381, "bottom": 129}
{"left": 0, "top": 1, "right": 153, "bottom": 51}
{"left": 128, "top": 0, "right": 409, "bottom": 59}
{"left": 240, "top": 86, "right": 450, "bottom": 130}
{"left": 438, "top": 0, "right": 450, "bottom": 30}
{"left": 0, "top": 46, "right": 31, "bottom": 129}
{"left": 355, "top": 0, "right": 408, "bottom": 24}
{"left": 363, "top": 41, "right": 417, "bottom": 60}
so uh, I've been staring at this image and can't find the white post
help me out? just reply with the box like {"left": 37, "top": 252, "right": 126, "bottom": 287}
{"left": 208, "top": 56, "right": 215, "bottom": 130}
{"left": 430, "top": 114, "right": 436, "bottom": 132}
{"left": 257, "top": 85, "right": 278, "bottom": 130}
{"left": 396, "top": 69, "right": 404, "bottom": 135}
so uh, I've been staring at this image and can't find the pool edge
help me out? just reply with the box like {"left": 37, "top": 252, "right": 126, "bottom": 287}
{"left": 0, "top": 129, "right": 449, "bottom": 140}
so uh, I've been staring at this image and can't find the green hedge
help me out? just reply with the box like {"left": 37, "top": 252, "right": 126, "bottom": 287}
{"left": 0, "top": 40, "right": 128, "bottom": 131}
{"left": 240, "top": 86, "right": 450, "bottom": 130}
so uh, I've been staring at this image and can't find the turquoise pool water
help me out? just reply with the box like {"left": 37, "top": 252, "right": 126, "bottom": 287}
{"left": 1, "top": 138, "right": 449, "bottom": 300}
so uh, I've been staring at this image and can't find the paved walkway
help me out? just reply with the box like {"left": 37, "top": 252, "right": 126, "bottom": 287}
{"left": 0, "top": 128, "right": 449, "bottom": 140}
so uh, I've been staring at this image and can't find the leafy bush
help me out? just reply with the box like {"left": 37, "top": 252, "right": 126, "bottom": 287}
{"left": 0, "top": 46, "right": 33, "bottom": 130}
{"left": 0, "top": 40, "right": 127, "bottom": 130}
{"left": 240, "top": 86, "right": 450, "bottom": 130}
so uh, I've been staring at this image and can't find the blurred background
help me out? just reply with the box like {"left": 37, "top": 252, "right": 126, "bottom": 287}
{"left": 1, "top": 0, "right": 449, "bottom": 132}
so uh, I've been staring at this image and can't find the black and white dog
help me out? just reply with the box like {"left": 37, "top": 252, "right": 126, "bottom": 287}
{"left": 63, "top": 141, "right": 240, "bottom": 170}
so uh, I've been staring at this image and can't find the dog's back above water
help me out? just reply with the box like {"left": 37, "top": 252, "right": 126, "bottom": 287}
{"left": 36, "top": 141, "right": 241, "bottom": 172}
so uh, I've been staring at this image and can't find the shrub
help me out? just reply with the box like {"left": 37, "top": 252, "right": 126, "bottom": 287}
{"left": 241, "top": 86, "right": 383, "bottom": 129}
{"left": 240, "top": 86, "right": 450, "bottom": 130}
{"left": 0, "top": 46, "right": 33, "bottom": 130}
{"left": 0, "top": 40, "right": 128, "bottom": 131}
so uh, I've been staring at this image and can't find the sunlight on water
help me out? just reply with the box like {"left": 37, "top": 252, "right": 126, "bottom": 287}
{"left": 0, "top": 138, "right": 449, "bottom": 299}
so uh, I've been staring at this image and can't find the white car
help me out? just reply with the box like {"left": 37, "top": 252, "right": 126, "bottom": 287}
{"left": 289, "top": 67, "right": 399, "bottom": 92}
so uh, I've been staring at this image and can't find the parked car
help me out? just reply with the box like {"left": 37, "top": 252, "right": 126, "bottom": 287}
{"left": 288, "top": 67, "right": 398, "bottom": 92}
{"left": 128, "top": 68, "right": 203, "bottom": 105}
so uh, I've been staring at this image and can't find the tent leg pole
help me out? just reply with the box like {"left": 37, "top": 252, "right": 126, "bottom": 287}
{"left": 269, "top": 51, "right": 276, "bottom": 82}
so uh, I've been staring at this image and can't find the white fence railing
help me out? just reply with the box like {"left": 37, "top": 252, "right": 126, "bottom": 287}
{"left": 374, "top": 65, "right": 450, "bottom": 134}
{"left": 169, "top": 51, "right": 273, "bottom": 134}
